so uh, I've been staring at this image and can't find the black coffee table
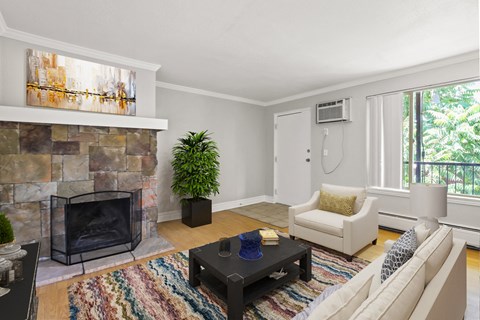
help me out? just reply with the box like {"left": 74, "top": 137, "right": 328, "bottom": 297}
{"left": 189, "top": 231, "right": 311, "bottom": 320}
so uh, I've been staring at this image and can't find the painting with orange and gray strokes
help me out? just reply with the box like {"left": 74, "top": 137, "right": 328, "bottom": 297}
{"left": 26, "top": 49, "right": 136, "bottom": 116}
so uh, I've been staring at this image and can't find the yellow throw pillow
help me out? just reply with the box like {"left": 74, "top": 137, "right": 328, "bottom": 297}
{"left": 319, "top": 190, "right": 357, "bottom": 216}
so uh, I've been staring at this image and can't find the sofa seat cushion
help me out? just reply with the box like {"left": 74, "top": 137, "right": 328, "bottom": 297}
{"left": 295, "top": 210, "right": 344, "bottom": 237}
{"left": 350, "top": 256, "right": 426, "bottom": 320}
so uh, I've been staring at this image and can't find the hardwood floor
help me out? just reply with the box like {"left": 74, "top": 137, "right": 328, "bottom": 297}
{"left": 36, "top": 211, "right": 480, "bottom": 320}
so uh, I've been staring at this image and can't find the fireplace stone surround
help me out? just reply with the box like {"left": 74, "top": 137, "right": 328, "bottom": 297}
{"left": 0, "top": 121, "right": 161, "bottom": 259}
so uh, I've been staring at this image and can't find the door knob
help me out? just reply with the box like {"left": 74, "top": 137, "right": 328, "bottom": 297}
{"left": 305, "top": 158, "right": 310, "bottom": 162}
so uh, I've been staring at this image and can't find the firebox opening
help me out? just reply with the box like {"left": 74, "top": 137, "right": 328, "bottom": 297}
{"left": 67, "top": 197, "right": 131, "bottom": 254}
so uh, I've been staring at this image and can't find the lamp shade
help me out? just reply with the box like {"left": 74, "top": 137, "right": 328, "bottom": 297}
{"left": 410, "top": 183, "right": 447, "bottom": 218}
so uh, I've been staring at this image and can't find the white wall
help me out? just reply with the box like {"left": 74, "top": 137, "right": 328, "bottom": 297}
{"left": 0, "top": 37, "right": 157, "bottom": 117}
{"left": 265, "top": 57, "right": 480, "bottom": 231}
{"left": 156, "top": 87, "right": 267, "bottom": 217}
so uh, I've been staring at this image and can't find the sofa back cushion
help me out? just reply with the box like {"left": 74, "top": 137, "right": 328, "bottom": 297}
{"left": 350, "top": 256, "right": 426, "bottom": 320}
{"left": 413, "top": 225, "right": 453, "bottom": 284}
{"left": 321, "top": 184, "right": 366, "bottom": 214}
{"left": 319, "top": 190, "right": 357, "bottom": 216}
{"left": 306, "top": 275, "right": 373, "bottom": 320}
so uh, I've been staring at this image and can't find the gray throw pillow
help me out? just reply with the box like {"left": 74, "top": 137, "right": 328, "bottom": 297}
{"left": 381, "top": 228, "right": 417, "bottom": 283}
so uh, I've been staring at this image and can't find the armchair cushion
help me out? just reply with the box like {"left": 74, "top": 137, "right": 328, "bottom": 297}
{"left": 319, "top": 190, "right": 357, "bottom": 216}
{"left": 321, "top": 184, "right": 366, "bottom": 214}
{"left": 295, "top": 210, "right": 344, "bottom": 237}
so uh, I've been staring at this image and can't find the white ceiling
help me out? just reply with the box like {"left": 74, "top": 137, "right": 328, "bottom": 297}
{"left": 0, "top": 0, "right": 478, "bottom": 103}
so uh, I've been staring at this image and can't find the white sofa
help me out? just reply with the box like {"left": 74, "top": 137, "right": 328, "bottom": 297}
{"left": 306, "top": 226, "right": 467, "bottom": 320}
{"left": 289, "top": 184, "right": 378, "bottom": 261}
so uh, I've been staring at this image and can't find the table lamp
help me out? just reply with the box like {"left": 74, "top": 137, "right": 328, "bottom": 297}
{"left": 410, "top": 183, "right": 447, "bottom": 231}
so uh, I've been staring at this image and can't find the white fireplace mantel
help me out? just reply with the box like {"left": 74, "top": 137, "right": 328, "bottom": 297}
{"left": 0, "top": 105, "right": 168, "bottom": 130}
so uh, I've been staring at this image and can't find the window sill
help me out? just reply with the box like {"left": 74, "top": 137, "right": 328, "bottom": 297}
{"left": 367, "top": 186, "right": 480, "bottom": 207}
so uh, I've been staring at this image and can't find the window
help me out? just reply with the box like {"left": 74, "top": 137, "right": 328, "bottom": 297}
{"left": 403, "top": 81, "right": 480, "bottom": 196}
{"left": 367, "top": 80, "right": 480, "bottom": 197}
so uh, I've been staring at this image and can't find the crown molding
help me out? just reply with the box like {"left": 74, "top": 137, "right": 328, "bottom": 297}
{"left": 0, "top": 12, "right": 160, "bottom": 71}
{"left": 265, "top": 51, "right": 479, "bottom": 106}
{"left": 156, "top": 81, "right": 266, "bottom": 106}
{"left": 2, "top": 29, "right": 162, "bottom": 71}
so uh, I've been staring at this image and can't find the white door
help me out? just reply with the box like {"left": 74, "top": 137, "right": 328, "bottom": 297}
{"left": 274, "top": 109, "right": 311, "bottom": 205}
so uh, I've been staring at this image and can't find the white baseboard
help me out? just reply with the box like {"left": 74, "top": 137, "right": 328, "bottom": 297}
{"left": 157, "top": 195, "right": 274, "bottom": 223}
{"left": 264, "top": 195, "right": 274, "bottom": 203}
{"left": 212, "top": 195, "right": 272, "bottom": 212}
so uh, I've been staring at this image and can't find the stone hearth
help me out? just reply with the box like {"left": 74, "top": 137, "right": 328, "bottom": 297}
{"left": 36, "top": 236, "right": 174, "bottom": 286}
{"left": 0, "top": 121, "right": 160, "bottom": 258}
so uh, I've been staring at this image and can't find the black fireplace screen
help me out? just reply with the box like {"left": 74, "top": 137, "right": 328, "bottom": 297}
{"left": 50, "top": 190, "right": 142, "bottom": 265}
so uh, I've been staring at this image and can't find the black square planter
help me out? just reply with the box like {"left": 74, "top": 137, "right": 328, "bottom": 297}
{"left": 182, "top": 198, "right": 212, "bottom": 228}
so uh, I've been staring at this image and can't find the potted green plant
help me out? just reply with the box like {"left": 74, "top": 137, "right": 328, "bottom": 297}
{"left": 0, "top": 213, "right": 14, "bottom": 246}
{"left": 171, "top": 131, "right": 220, "bottom": 227}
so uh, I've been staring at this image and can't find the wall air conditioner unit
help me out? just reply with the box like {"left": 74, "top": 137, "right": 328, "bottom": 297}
{"left": 316, "top": 98, "right": 351, "bottom": 123}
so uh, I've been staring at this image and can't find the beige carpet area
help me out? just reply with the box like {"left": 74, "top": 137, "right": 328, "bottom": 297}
{"left": 229, "top": 202, "right": 289, "bottom": 228}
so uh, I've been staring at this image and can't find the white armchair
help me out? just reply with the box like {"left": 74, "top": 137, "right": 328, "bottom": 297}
{"left": 288, "top": 184, "right": 378, "bottom": 261}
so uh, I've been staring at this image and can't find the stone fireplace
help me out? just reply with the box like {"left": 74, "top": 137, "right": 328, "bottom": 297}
{"left": 0, "top": 121, "right": 160, "bottom": 259}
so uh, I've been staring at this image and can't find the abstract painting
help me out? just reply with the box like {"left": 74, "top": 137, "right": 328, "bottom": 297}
{"left": 26, "top": 49, "right": 136, "bottom": 115}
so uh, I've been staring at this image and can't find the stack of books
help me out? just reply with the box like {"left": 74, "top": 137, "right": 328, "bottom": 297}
{"left": 259, "top": 229, "right": 280, "bottom": 245}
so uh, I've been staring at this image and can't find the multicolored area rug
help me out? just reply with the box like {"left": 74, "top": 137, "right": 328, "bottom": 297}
{"left": 68, "top": 245, "right": 368, "bottom": 320}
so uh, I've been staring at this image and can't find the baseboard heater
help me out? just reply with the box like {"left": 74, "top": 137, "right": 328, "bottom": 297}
{"left": 379, "top": 212, "right": 480, "bottom": 250}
